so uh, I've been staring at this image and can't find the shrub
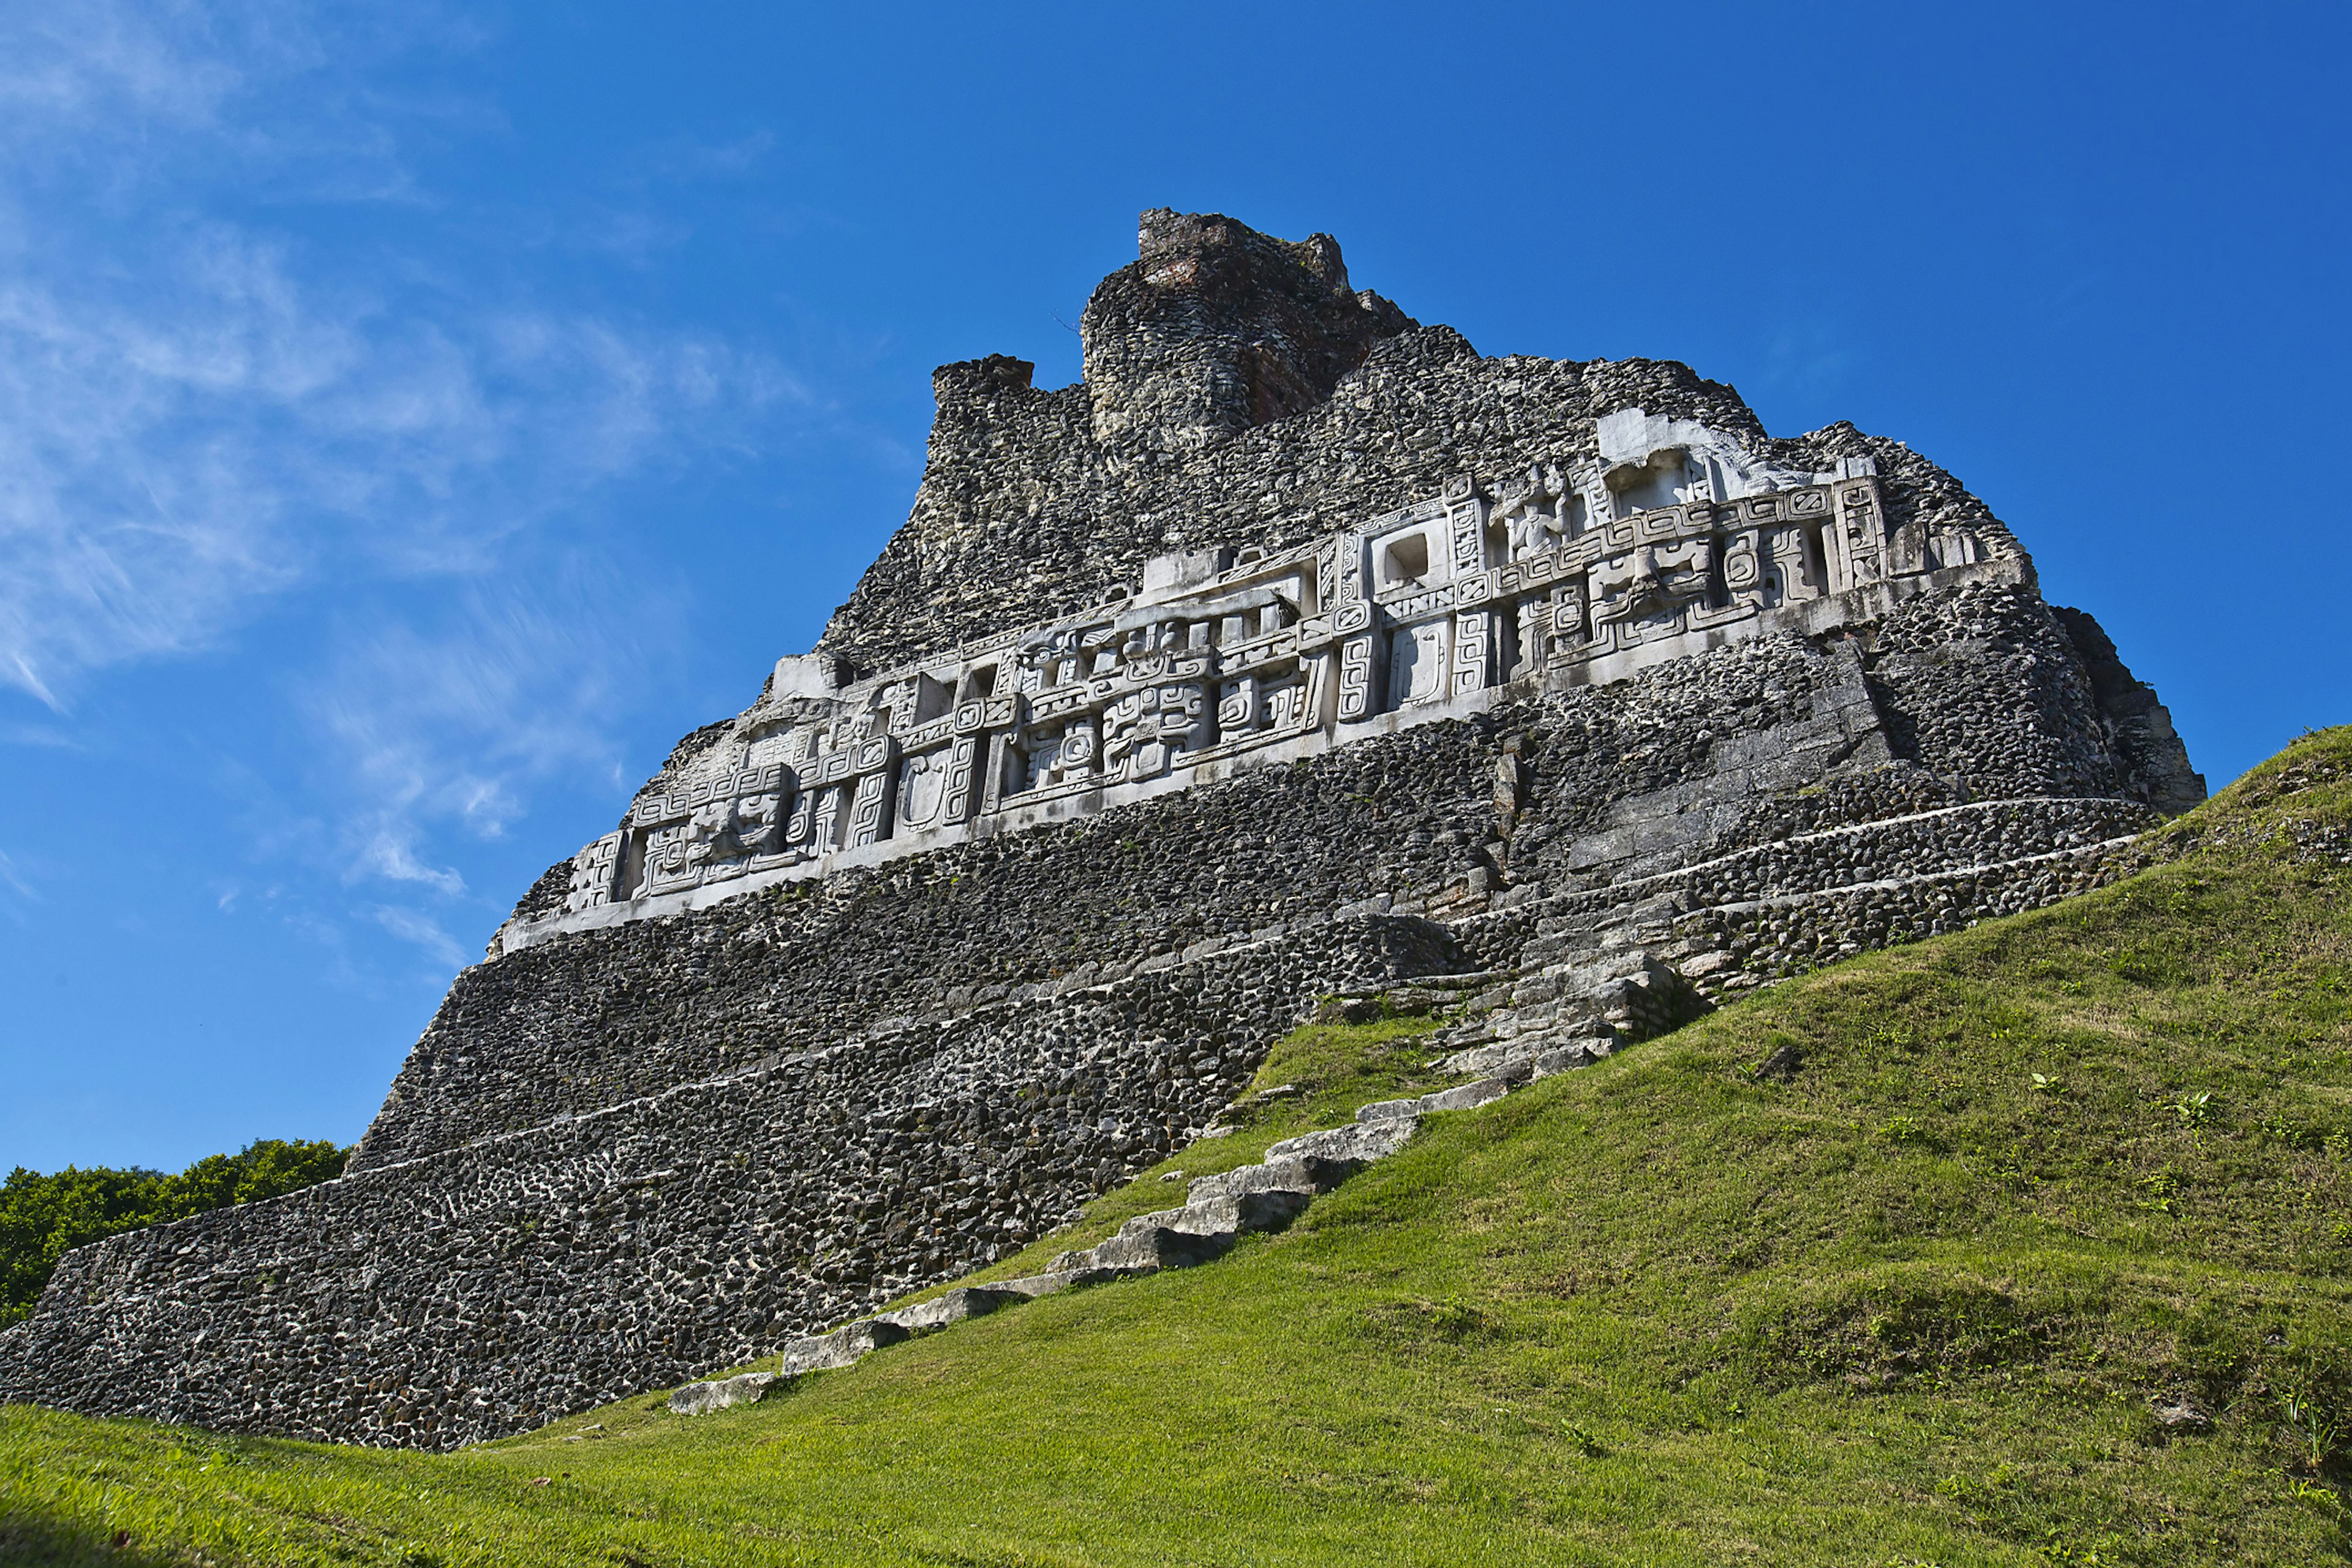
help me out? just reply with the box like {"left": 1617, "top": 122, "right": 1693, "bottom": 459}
{"left": 0, "top": 1139, "right": 347, "bottom": 1325}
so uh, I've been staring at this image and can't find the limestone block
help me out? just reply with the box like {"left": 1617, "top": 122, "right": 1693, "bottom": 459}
{"left": 770, "top": 654, "right": 853, "bottom": 699}
{"left": 1439, "top": 1040, "right": 1547, "bottom": 1078}
{"left": 1267, "top": 1117, "right": 1418, "bottom": 1166}
{"left": 1187, "top": 1154, "right": 1356, "bottom": 1205}
{"left": 667, "top": 1371, "right": 778, "bottom": 1416}
{"left": 1531, "top": 1044, "right": 1603, "bottom": 1078}
{"left": 1083, "top": 1224, "right": 1235, "bottom": 1273}
{"left": 1170, "top": 1188, "right": 1312, "bottom": 1237}
{"left": 1137, "top": 549, "right": 1236, "bottom": 605}
{"left": 1357, "top": 1076, "right": 1512, "bottom": 1123}
{"left": 875, "top": 1287, "right": 1027, "bottom": 1334}
{"left": 777, "top": 1317, "right": 910, "bottom": 1378}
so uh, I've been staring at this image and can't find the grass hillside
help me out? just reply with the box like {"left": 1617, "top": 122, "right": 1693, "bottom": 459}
{"left": 7, "top": 731, "right": 2352, "bottom": 1567}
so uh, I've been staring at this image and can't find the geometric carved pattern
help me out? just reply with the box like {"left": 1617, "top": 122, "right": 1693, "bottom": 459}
{"left": 1337, "top": 634, "right": 1377, "bottom": 722}
{"left": 537, "top": 464, "right": 1913, "bottom": 920}
{"left": 848, "top": 767, "right": 894, "bottom": 850}
{"left": 563, "top": 832, "right": 625, "bottom": 913}
{"left": 940, "top": 734, "right": 981, "bottom": 827}
{"left": 1452, "top": 609, "right": 1490, "bottom": 698}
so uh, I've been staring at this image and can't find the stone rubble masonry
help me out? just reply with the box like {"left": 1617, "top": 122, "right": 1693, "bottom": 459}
{"left": 360, "top": 633, "right": 1839, "bottom": 1169}
{"left": 0, "top": 210, "right": 2206, "bottom": 1451}
{"left": 0, "top": 914, "right": 1458, "bottom": 1452}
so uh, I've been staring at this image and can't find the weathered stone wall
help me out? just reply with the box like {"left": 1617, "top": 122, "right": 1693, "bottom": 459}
{"left": 360, "top": 603, "right": 2122, "bottom": 1172}
{"left": 356, "top": 706, "right": 1513, "bottom": 1170}
{"left": 2049, "top": 604, "right": 2207, "bottom": 815}
{"left": 1870, "top": 579, "right": 2130, "bottom": 800}
{"left": 0, "top": 916, "right": 1456, "bottom": 1450}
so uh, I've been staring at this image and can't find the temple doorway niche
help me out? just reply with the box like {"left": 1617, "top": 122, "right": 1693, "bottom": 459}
{"left": 1605, "top": 447, "right": 1705, "bottom": 516}
{"left": 1379, "top": 530, "right": 1432, "bottom": 590}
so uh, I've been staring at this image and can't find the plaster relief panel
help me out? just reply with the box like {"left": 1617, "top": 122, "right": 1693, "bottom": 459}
{"left": 1591, "top": 541, "right": 1716, "bottom": 641}
{"left": 897, "top": 747, "right": 955, "bottom": 834}
{"left": 511, "top": 456, "right": 1985, "bottom": 941}
{"left": 1103, "top": 680, "right": 1208, "bottom": 780}
{"left": 1390, "top": 620, "right": 1449, "bottom": 707}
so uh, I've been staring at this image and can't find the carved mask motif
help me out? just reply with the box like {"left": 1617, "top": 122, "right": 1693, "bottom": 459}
{"left": 1590, "top": 541, "right": 1714, "bottom": 628}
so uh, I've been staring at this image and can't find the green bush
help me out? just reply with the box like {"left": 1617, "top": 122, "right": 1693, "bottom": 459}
{"left": 0, "top": 1139, "right": 348, "bottom": 1325}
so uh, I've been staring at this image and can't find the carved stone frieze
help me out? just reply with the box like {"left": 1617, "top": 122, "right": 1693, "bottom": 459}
{"left": 502, "top": 419, "right": 2013, "bottom": 953}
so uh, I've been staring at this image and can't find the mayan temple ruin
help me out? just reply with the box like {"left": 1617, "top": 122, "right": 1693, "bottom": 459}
{"left": 0, "top": 209, "right": 2204, "bottom": 1449}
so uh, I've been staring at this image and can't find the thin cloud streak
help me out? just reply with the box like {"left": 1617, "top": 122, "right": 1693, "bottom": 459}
{"left": 0, "top": 847, "right": 37, "bottom": 902}
{"left": 0, "top": 2, "right": 816, "bottom": 709}
{"left": 0, "top": 224, "right": 802, "bottom": 706}
{"left": 292, "top": 565, "right": 679, "bottom": 914}
{"left": 367, "top": 904, "right": 467, "bottom": 970}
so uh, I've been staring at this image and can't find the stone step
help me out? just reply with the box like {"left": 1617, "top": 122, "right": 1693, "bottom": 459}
{"left": 873, "top": 1285, "right": 1031, "bottom": 1334}
{"left": 666, "top": 1370, "right": 779, "bottom": 1415}
{"left": 1431, "top": 1016, "right": 1492, "bottom": 1041}
{"left": 776, "top": 1316, "right": 910, "bottom": 1377}
{"left": 1079, "top": 1224, "right": 1237, "bottom": 1273}
{"left": 1110, "top": 1186, "right": 1312, "bottom": 1245}
{"left": 1265, "top": 1116, "right": 1418, "bottom": 1165}
{"left": 1357, "top": 1075, "right": 1513, "bottom": 1123}
{"left": 1186, "top": 1152, "right": 1358, "bottom": 1205}
{"left": 1438, "top": 1033, "right": 1614, "bottom": 1079}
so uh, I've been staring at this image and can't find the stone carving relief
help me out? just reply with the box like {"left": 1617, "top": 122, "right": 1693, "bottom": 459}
{"left": 563, "top": 832, "right": 625, "bottom": 914}
{"left": 1102, "top": 677, "right": 1209, "bottom": 780}
{"left": 522, "top": 414, "right": 1992, "bottom": 929}
{"left": 1391, "top": 622, "right": 1447, "bottom": 706}
{"left": 1591, "top": 540, "right": 1716, "bottom": 635}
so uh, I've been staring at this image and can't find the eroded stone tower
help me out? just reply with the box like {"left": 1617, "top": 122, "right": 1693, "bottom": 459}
{"left": 0, "top": 211, "right": 2201, "bottom": 1449}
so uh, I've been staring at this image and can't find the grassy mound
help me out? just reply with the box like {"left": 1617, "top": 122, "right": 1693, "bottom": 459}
{"left": 7, "top": 731, "right": 2352, "bottom": 1566}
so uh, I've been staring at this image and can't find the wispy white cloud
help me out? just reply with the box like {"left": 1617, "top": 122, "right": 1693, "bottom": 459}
{"left": 292, "top": 564, "right": 677, "bottom": 907}
{"left": 0, "top": 847, "right": 37, "bottom": 902}
{"left": 0, "top": 4, "right": 251, "bottom": 141}
{"left": 0, "top": 215, "right": 800, "bottom": 707}
{"left": 1, "top": 721, "right": 77, "bottom": 748}
{"left": 0, "top": 4, "right": 811, "bottom": 710}
{"left": 0, "top": 2, "right": 864, "bottom": 992}
{"left": 367, "top": 903, "right": 467, "bottom": 969}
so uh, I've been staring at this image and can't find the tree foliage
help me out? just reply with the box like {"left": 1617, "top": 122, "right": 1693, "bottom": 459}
{"left": 0, "top": 1140, "right": 348, "bottom": 1325}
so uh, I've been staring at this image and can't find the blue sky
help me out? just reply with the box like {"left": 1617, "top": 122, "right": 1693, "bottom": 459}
{"left": 2, "top": 1, "right": 2344, "bottom": 1173}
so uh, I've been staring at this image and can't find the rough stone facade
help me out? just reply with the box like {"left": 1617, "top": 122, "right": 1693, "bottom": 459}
{"left": 0, "top": 211, "right": 2203, "bottom": 1450}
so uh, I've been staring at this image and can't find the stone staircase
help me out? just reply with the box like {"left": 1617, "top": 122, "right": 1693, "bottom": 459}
{"left": 666, "top": 945, "right": 1686, "bottom": 1417}
{"left": 668, "top": 1069, "right": 1515, "bottom": 1415}
{"left": 1428, "top": 938, "right": 1708, "bottom": 1080}
{"left": 666, "top": 793, "right": 2169, "bottom": 1420}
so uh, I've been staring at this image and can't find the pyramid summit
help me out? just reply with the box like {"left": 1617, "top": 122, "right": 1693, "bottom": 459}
{"left": 0, "top": 210, "right": 2201, "bottom": 1448}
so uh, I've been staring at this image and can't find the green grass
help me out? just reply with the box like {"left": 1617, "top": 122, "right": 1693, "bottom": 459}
{"left": 10, "top": 731, "right": 2352, "bottom": 1566}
